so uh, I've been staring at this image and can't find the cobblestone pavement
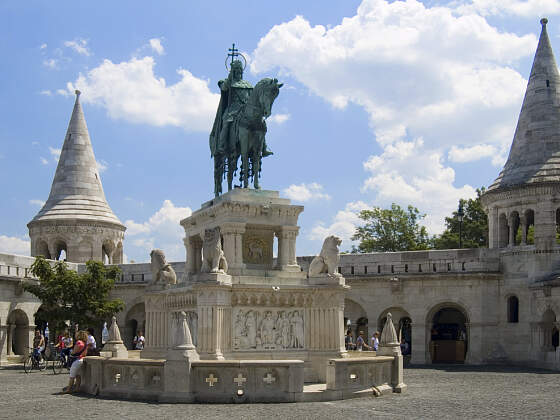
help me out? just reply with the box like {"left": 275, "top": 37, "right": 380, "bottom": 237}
{"left": 1, "top": 364, "right": 558, "bottom": 420}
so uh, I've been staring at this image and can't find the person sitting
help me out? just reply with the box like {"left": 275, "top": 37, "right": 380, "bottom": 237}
{"left": 55, "top": 330, "right": 73, "bottom": 366}
{"left": 64, "top": 330, "right": 89, "bottom": 393}
{"left": 32, "top": 329, "right": 45, "bottom": 362}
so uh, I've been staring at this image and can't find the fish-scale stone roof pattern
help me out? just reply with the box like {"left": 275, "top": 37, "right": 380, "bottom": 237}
{"left": 29, "top": 91, "right": 124, "bottom": 227}
{"left": 488, "top": 19, "right": 560, "bottom": 192}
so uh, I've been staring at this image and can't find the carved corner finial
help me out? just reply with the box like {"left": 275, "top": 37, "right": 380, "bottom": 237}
{"left": 75, "top": 89, "right": 81, "bottom": 97}
{"left": 541, "top": 17, "right": 548, "bottom": 26}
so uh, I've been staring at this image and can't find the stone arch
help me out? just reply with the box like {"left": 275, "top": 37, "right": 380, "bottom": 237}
{"left": 426, "top": 302, "right": 470, "bottom": 363}
{"left": 35, "top": 239, "right": 50, "bottom": 259}
{"left": 6, "top": 309, "right": 30, "bottom": 356}
{"left": 498, "top": 213, "right": 508, "bottom": 247}
{"left": 102, "top": 240, "right": 115, "bottom": 264}
{"left": 125, "top": 303, "right": 146, "bottom": 349}
{"left": 541, "top": 308, "right": 557, "bottom": 351}
{"left": 52, "top": 238, "right": 68, "bottom": 261}
{"left": 344, "top": 298, "right": 367, "bottom": 342}
{"left": 507, "top": 295, "right": 519, "bottom": 323}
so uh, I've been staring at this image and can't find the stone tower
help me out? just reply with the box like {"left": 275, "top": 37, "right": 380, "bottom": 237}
{"left": 27, "top": 90, "right": 125, "bottom": 263}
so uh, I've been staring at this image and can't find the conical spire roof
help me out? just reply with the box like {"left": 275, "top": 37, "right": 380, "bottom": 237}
{"left": 488, "top": 18, "right": 560, "bottom": 192}
{"left": 29, "top": 90, "right": 124, "bottom": 227}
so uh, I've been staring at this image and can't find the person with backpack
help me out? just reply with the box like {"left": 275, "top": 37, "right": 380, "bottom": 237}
{"left": 63, "top": 330, "right": 88, "bottom": 393}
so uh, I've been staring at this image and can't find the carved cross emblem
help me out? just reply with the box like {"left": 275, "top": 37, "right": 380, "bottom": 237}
{"left": 114, "top": 373, "right": 121, "bottom": 385}
{"left": 233, "top": 373, "right": 247, "bottom": 387}
{"left": 206, "top": 373, "right": 219, "bottom": 387}
{"left": 263, "top": 372, "right": 276, "bottom": 385}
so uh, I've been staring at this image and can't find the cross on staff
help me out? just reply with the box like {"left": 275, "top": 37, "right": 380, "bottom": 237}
{"left": 228, "top": 43, "right": 240, "bottom": 64}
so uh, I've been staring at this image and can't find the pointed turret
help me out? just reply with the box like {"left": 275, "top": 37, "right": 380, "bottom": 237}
{"left": 28, "top": 91, "right": 125, "bottom": 263}
{"left": 488, "top": 18, "right": 560, "bottom": 191}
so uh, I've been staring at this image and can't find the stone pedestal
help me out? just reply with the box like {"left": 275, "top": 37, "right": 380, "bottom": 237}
{"left": 102, "top": 340, "right": 129, "bottom": 358}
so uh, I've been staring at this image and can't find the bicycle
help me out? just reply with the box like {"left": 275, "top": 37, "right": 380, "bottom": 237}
{"left": 52, "top": 347, "right": 71, "bottom": 375}
{"left": 23, "top": 347, "right": 47, "bottom": 373}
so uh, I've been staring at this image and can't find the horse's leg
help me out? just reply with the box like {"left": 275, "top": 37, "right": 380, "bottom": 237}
{"left": 253, "top": 132, "right": 264, "bottom": 189}
{"left": 238, "top": 125, "right": 249, "bottom": 188}
{"left": 214, "top": 155, "right": 223, "bottom": 197}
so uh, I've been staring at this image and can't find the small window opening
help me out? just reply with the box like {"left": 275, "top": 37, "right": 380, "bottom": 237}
{"left": 377, "top": 265, "right": 381, "bottom": 274}
{"left": 461, "top": 262, "right": 466, "bottom": 271}
{"left": 364, "top": 266, "right": 368, "bottom": 274}
{"left": 418, "top": 264, "right": 422, "bottom": 272}
{"left": 337, "top": 266, "right": 342, "bottom": 274}
{"left": 507, "top": 296, "right": 519, "bottom": 323}
{"left": 433, "top": 263, "right": 437, "bottom": 272}
{"left": 547, "top": 79, "right": 550, "bottom": 87}
{"left": 350, "top": 266, "right": 354, "bottom": 275}
{"left": 405, "top": 264, "right": 408, "bottom": 273}
{"left": 391, "top": 265, "right": 394, "bottom": 273}
{"left": 447, "top": 263, "right": 451, "bottom": 271}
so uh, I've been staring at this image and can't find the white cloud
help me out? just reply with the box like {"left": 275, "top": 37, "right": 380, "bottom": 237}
{"left": 29, "top": 199, "right": 45, "bottom": 207}
{"left": 40, "top": 43, "right": 47, "bottom": 50}
{"left": 96, "top": 159, "right": 108, "bottom": 173}
{"left": 39, "top": 90, "right": 52, "bottom": 96}
{"left": 56, "top": 88, "right": 71, "bottom": 97}
{"left": 283, "top": 182, "right": 331, "bottom": 202}
{"left": 149, "top": 38, "right": 165, "bottom": 55}
{"left": 269, "top": 113, "right": 290, "bottom": 124}
{"left": 66, "top": 56, "right": 219, "bottom": 132}
{"left": 362, "top": 138, "right": 477, "bottom": 233}
{"left": 455, "top": 0, "right": 560, "bottom": 17}
{"left": 447, "top": 144, "right": 497, "bottom": 163}
{"left": 40, "top": 157, "right": 49, "bottom": 165}
{"left": 0, "top": 235, "right": 30, "bottom": 255}
{"left": 309, "top": 201, "right": 370, "bottom": 244}
{"left": 64, "top": 38, "right": 91, "bottom": 56}
{"left": 124, "top": 200, "right": 192, "bottom": 262}
{"left": 32, "top": 141, "right": 40, "bottom": 146}
{"left": 251, "top": 0, "right": 532, "bottom": 153}
{"left": 49, "top": 147, "right": 61, "bottom": 162}
{"left": 43, "top": 58, "right": 57, "bottom": 69}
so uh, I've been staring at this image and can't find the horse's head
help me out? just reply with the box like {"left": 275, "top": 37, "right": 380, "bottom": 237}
{"left": 255, "top": 78, "right": 283, "bottom": 118}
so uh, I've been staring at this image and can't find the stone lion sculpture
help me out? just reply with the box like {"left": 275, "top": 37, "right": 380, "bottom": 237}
{"left": 201, "top": 227, "right": 228, "bottom": 273}
{"left": 308, "top": 235, "right": 342, "bottom": 277}
{"left": 150, "top": 249, "right": 177, "bottom": 285}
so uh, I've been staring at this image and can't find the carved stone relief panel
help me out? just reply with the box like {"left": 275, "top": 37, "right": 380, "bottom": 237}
{"left": 232, "top": 307, "right": 304, "bottom": 351}
{"left": 242, "top": 228, "right": 273, "bottom": 266}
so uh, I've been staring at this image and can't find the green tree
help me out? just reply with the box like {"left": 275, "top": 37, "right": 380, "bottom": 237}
{"left": 24, "top": 257, "right": 124, "bottom": 332}
{"left": 351, "top": 203, "right": 430, "bottom": 252}
{"left": 431, "top": 188, "right": 488, "bottom": 249}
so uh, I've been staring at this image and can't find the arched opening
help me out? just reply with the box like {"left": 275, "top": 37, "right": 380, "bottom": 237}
{"left": 102, "top": 241, "right": 114, "bottom": 265}
{"left": 524, "top": 209, "right": 535, "bottom": 245}
{"left": 53, "top": 240, "right": 67, "bottom": 261}
{"left": 36, "top": 239, "right": 50, "bottom": 259}
{"left": 344, "top": 299, "right": 367, "bottom": 347}
{"left": 34, "top": 306, "right": 49, "bottom": 342}
{"left": 429, "top": 306, "right": 468, "bottom": 363}
{"left": 498, "top": 213, "right": 508, "bottom": 248}
{"left": 541, "top": 309, "right": 557, "bottom": 351}
{"left": 510, "top": 211, "right": 520, "bottom": 246}
{"left": 507, "top": 296, "right": 519, "bottom": 323}
{"left": 125, "top": 303, "right": 146, "bottom": 350}
{"left": 6, "top": 309, "right": 30, "bottom": 356}
{"left": 378, "top": 307, "right": 412, "bottom": 356}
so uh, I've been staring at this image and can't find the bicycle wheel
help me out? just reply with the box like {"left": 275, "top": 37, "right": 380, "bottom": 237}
{"left": 37, "top": 357, "right": 47, "bottom": 371}
{"left": 52, "top": 359, "right": 64, "bottom": 375}
{"left": 23, "top": 355, "right": 33, "bottom": 374}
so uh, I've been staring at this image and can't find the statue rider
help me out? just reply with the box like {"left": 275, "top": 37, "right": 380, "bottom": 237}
{"left": 209, "top": 57, "right": 272, "bottom": 196}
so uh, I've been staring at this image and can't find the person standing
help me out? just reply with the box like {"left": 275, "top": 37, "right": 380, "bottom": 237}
{"left": 356, "top": 331, "right": 370, "bottom": 351}
{"left": 371, "top": 331, "right": 380, "bottom": 352}
{"left": 86, "top": 328, "right": 97, "bottom": 356}
{"left": 133, "top": 331, "right": 145, "bottom": 350}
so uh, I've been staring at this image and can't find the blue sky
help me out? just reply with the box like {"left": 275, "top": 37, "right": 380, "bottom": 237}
{"left": 1, "top": 0, "right": 559, "bottom": 262}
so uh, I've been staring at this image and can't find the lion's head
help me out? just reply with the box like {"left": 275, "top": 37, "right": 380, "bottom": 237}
{"left": 150, "top": 249, "right": 167, "bottom": 269}
{"left": 320, "top": 235, "right": 342, "bottom": 255}
{"left": 204, "top": 227, "right": 221, "bottom": 248}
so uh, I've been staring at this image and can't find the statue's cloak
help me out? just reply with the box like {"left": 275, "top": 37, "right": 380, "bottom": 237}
{"left": 209, "top": 81, "right": 229, "bottom": 158}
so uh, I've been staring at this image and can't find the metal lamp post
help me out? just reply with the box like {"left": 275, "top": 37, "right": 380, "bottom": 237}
{"left": 458, "top": 202, "right": 464, "bottom": 249}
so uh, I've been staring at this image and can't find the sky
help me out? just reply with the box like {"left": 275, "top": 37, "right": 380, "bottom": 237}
{"left": 1, "top": 0, "right": 559, "bottom": 262}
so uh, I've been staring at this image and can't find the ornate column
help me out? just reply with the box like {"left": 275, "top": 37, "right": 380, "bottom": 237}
{"left": 276, "top": 226, "right": 300, "bottom": 271}
{"left": 508, "top": 213, "right": 516, "bottom": 247}
{"left": 195, "top": 285, "right": 231, "bottom": 360}
{"left": 184, "top": 236, "right": 196, "bottom": 275}
{"left": 520, "top": 214, "right": 527, "bottom": 245}
{"left": 221, "top": 223, "right": 246, "bottom": 271}
{"left": 487, "top": 207, "right": 499, "bottom": 248}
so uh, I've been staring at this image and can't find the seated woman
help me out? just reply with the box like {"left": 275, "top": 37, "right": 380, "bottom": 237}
{"left": 55, "top": 330, "right": 73, "bottom": 366}
{"left": 64, "top": 330, "right": 88, "bottom": 393}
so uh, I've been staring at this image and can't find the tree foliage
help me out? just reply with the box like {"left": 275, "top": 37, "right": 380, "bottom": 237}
{"left": 24, "top": 257, "right": 124, "bottom": 331}
{"left": 431, "top": 188, "right": 488, "bottom": 249}
{"left": 351, "top": 203, "right": 430, "bottom": 252}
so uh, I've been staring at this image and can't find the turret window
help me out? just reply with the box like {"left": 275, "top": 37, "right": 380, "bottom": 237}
{"left": 507, "top": 296, "right": 519, "bottom": 323}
